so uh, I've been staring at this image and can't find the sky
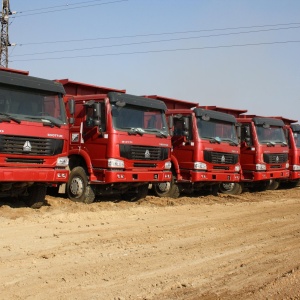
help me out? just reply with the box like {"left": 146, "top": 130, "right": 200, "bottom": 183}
{"left": 5, "top": 0, "right": 300, "bottom": 121}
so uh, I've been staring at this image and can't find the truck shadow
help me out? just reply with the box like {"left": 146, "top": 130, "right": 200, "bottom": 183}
{"left": 0, "top": 197, "right": 51, "bottom": 209}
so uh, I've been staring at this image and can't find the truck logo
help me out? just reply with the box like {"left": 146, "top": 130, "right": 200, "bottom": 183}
{"left": 23, "top": 141, "right": 32, "bottom": 152}
{"left": 145, "top": 150, "right": 150, "bottom": 159}
{"left": 221, "top": 155, "right": 226, "bottom": 163}
{"left": 276, "top": 156, "right": 279, "bottom": 163}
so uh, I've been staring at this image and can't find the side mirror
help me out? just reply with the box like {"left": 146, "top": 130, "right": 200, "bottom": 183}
{"left": 93, "top": 102, "right": 101, "bottom": 127}
{"left": 168, "top": 115, "right": 174, "bottom": 136}
{"left": 236, "top": 123, "right": 241, "bottom": 142}
{"left": 68, "top": 99, "right": 75, "bottom": 124}
{"left": 183, "top": 116, "right": 190, "bottom": 137}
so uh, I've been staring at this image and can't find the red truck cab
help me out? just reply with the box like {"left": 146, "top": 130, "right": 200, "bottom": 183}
{"left": 203, "top": 107, "right": 290, "bottom": 192}
{"left": 55, "top": 80, "right": 172, "bottom": 203}
{"left": 0, "top": 68, "right": 69, "bottom": 208}
{"left": 145, "top": 96, "right": 241, "bottom": 197}
{"left": 272, "top": 117, "right": 300, "bottom": 188}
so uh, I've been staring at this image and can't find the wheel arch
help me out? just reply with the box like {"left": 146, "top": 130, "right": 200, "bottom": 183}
{"left": 68, "top": 149, "right": 93, "bottom": 178}
{"left": 170, "top": 154, "right": 181, "bottom": 178}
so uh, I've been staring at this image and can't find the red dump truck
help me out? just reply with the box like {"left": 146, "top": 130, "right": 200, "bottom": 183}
{"left": 202, "top": 107, "right": 290, "bottom": 193}
{"left": 0, "top": 68, "right": 69, "bottom": 208}
{"left": 144, "top": 96, "right": 241, "bottom": 198}
{"left": 55, "top": 79, "right": 172, "bottom": 203}
{"left": 272, "top": 117, "right": 300, "bottom": 188}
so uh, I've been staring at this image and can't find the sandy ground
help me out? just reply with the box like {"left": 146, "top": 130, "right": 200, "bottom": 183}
{"left": 0, "top": 187, "right": 300, "bottom": 300}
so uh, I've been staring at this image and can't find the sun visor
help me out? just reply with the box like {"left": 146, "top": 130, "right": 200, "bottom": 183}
{"left": 108, "top": 92, "right": 167, "bottom": 111}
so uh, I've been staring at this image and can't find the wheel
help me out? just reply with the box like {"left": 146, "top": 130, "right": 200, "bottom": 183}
{"left": 67, "top": 166, "right": 95, "bottom": 203}
{"left": 152, "top": 175, "right": 180, "bottom": 198}
{"left": 266, "top": 179, "right": 280, "bottom": 190}
{"left": 219, "top": 182, "right": 243, "bottom": 195}
{"left": 280, "top": 179, "right": 300, "bottom": 189}
{"left": 121, "top": 184, "right": 149, "bottom": 202}
{"left": 22, "top": 184, "right": 47, "bottom": 209}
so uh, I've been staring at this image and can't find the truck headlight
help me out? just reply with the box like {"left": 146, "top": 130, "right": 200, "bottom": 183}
{"left": 234, "top": 165, "right": 241, "bottom": 172}
{"left": 108, "top": 158, "right": 124, "bottom": 168}
{"left": 194, "top": 162, "right": 207, "bottom": 170}
{"left": 56, "top": 156, "right": 69, "bottom": 167}
{"left": 292, "top": 164, "right": 300, "bottom": 170}
{"left": 256, "top": 164, "right": 266, "bottom": 171}
{"left": 164, "top": 161, "right": 172, "bottom": 170}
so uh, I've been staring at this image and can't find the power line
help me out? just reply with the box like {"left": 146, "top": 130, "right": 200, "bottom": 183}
{"left": 11, "top": 25, "right": 300, "bottom": 58}
{"left": 17, "top": 0, "right": 112, "bottom": 13}
{"left": 10, "top": 40, "right": 300, "bottom": 62}
{"left": 15, "top": 21, "right": 300, "bottom": 46}
{"left": 14, "top": 0, "right": 128, "bottom": 17}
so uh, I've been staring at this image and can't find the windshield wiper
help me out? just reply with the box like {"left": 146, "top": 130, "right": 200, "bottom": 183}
{"left": 208, "top": 136, "right": 221, "bottom": 144}
{"left": 266, "top": 141, "right": 276, "bottom": 147}
{"left": 145, "top": 128, "right": 168, "bottom": 138}
{"left": 222, "top": 138, "right": 239, "bottom": 146}
{"left": 27, "top": 116, "right": 61, "bottom": 128}
{"left": 273, "top": 140, "right": 287, "bottom": 146}
{"left": 0, "top": 112, "right": 21, "bottom": 124}
{"left": 127, "top": 127, "right": 145, "bottom": 136}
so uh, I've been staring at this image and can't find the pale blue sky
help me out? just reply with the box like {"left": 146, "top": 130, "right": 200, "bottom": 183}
{"left": 7, "top": 0, "right": 300, "bottom": 120}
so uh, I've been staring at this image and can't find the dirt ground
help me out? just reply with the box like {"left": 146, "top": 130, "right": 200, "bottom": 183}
{"left": 0, "top": 187, "right": 300, "bottom": 300}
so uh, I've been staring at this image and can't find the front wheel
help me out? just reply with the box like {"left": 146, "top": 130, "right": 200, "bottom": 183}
{"left": 266, "top": 179, "right": 280, "bottom": 190}
{"left": 219, "top": 182, "right": 243, "bottom": 195}
{"left": 22, "top": 184, "right": 47, "bottom": 209}
{"left": 67, "top": 166, "right": 95, "bottom": 204}
{"left": 153, "top": 175, "right": 180, "bottom": 198}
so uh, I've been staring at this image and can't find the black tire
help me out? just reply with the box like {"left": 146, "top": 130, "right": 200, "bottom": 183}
{"left": 67, "top": 166, "right": 95, "bottom": 204}
{"left": 121, "top": 184, "right": 149, "bottom": 202}
{"left": 23, "top": 184, "right": 47, "bottom": 209}
{"left": 280, "top": 180, "right": 300, "bottom": 189}
{"left": 266, "top": 179, "right": 280, "bottom": 190}
{"left": 219, "top": 182, "right": 243, "bottom": 195}
{"left": 153, "top": 175, "right": 180, "bottom": 198}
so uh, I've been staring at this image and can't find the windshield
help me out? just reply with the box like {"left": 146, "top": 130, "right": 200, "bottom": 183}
{"left": 0, "top": 85, "right": 67, "bottom": 124}
{"left": 111, "top": 103, "right": 168, "bottom": 136}
{"left": 256, "top": 125, "right": 286, "bottom": 145}
{"left": 197, "top": 118, "right": 238, "bottom": 144}
{"left": 292, "top": 132, "right": 300, "bottom": 148}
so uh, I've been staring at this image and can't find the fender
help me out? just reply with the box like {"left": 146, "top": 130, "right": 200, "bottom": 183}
{"left": 68, "top": 148, "right": 97, "bottom": 181}
{"left": 170, "top": 153, "right": 182, "bottom": 180}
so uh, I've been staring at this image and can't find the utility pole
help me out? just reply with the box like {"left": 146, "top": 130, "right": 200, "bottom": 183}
{"left": 0, "top": 0, "right": 15, "bottom": 68}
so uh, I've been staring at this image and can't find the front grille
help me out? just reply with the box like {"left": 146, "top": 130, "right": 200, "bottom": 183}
{"left": 263, "top": 153, "right": 288, "bottom": 164}
{"left": 270, "top": 165, "right": 283, "bottom": 169}
{"left": 120, "top": 144, "right": 168, "bottom": 161}
{"left": 213, "top": 166, "right": 230, "bottom": 170}
{"left": 6, "top": 158, "right": 44, "bottom": 164}
{"left": 133, "top": 163, "right": 157, "bottom": 168}
{"left": 204, "top": 151, "right": 238, "bottom": 164}
{"left": 0, "top": 135, "right": 64, "bottom": 156}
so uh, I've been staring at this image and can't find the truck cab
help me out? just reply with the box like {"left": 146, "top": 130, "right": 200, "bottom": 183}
{"left": 56, "top": 80, "right": 172, "bottom": 203}
{"left": 0, "top": 68, "right": 69, "bottom": 208}
{"left": 145, "top": 96, "right": 241, "bottom": 197}
{"left": 239, "top": 115, "right": 289, "bottom": 190}
{"left": 272, "top": 117, "right": 300, "bottom": 188}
